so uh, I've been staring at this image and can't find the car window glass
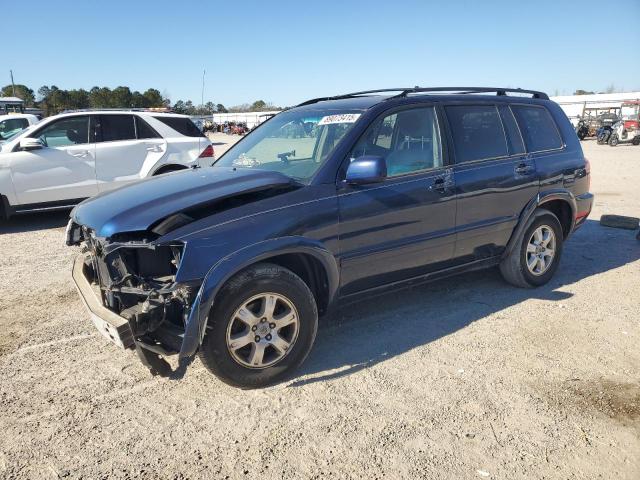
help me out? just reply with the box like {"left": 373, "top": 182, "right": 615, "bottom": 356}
{"left": 135, "top": 116, "right": 160, "bottom": 139}
{"left": 153, "top": 116, "right": 205, "bottom": 137}
{"left": 498, "top": 105, "right": 525, "bottom": 155}
{"left": 512, "top": 105, "right": 562, "bottom": 152}
{"left": 446, "top": 105, "right": 508, "bottom": 163}
{"left": 350, "top": 107, "right": 442, "bottom": 177}
{"left": 36, "top": 116, "right": 90, "bottom": 147}
{"left": 98, "top": 115, "right": 136, "bottom": 142}
{"left": 0, "top": 118, "right": 29, "bottom": 140}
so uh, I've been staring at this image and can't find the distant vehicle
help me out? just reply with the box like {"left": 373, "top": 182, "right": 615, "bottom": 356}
{"left": 609, "top": 101, "right": 640, "bottom": 147}
{"left": 0, "top": 110, "right": 214, "bottom": 218}
{"left": 0, "top": 113, "right": 39, "bottom": 142}
{"left": 575, "top": 117, "right": 589, "bottom": 140}
{"left": 67, "top": 87, "right": 593, "bottom": 388}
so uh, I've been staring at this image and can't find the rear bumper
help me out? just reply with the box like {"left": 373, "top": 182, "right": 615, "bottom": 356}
{"left": 574, "top": 192, "right": 594, "bottom": 230}
{"left": 71, "top": 254, "right": 135, "bottom": 349}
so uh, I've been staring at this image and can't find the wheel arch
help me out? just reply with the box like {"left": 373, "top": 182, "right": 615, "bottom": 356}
{"left": 179, "top": 237, "right": 339, "bottom": 358}
{"left": 503, "top": 190, "right": 576, "bottom": 259}
{"left": 152, "top": 164, "right": 189, "bottom": 176}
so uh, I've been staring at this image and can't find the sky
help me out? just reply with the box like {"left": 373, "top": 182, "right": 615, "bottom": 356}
{"left": 5, "top": 0, "right": 640, "bottom": 107}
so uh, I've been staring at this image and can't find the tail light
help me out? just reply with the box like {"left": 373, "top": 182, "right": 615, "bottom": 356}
{"left": 584, "top": 157, "right": 591, "bottom": 191}
{"left": 198, "top": 145, "right": 214, "bottom": 158}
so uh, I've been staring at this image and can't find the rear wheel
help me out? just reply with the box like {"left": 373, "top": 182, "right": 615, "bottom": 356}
{"left": 199, "top": 263, "right": 318, "bottom": 388}
{"left": 500, "top": 209, "right": 564, "bottom": 288}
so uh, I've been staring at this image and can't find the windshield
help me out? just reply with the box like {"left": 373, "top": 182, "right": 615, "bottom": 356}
{"left": 621, "top": 105, "right": 639, "bottom": 120}
{"left": 214, "top": 108, "right": 363, "bottom": 182}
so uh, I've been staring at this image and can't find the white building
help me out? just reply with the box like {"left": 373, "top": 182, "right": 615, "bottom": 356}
{"left": 550, "top": 92, "right": 640, "bottom": 125}
{"left": 210, "top": 111, "right": 281, "bottom": 129}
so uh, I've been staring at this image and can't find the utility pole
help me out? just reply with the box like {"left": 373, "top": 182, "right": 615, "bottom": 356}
{"left": 10, "top": 70, "right": 16, "bottom": 96}
{"left": 201, "top": 69, "right": 206, "bottom": 108}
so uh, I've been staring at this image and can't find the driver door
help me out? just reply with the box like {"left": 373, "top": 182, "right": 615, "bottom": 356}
{"left": 9, "top": 115, "right": 98, "bottom": 205}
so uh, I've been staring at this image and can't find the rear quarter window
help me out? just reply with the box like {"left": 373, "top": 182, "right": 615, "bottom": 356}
{"left": 512, "top": 105, "right": 563, "bottom": 152}
{"left": 445, "top": 105, "right": 508, "bottom": 163}
{"left": 153, "top": 116, "right": 205, "bottom": 137}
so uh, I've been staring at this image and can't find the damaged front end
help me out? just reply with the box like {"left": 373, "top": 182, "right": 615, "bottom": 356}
{"left": 68, "top": 223, "right": 200, "bottom": 378}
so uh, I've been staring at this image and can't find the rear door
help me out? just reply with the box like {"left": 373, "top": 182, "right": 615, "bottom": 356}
{"left": 338, "top": 105, "right": 457, "bottom": 295}
{"left": 445, "top": 103, "right": 538, "bottom": 261}
{"left": 10, "top": 115, "right": 98, "bottom": 205}
{"left": 94, "top": 114, "right": 167, "bottom": 192}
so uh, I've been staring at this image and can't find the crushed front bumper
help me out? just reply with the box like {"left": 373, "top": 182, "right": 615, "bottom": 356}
{"left": 72, "top": 254, "right": 135, "bottom": 350}
{"left": 72, "top": 253, "right": 195, "bottom": 377}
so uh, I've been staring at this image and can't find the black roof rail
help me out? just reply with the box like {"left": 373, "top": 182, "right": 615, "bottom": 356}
{"left": 296, "top": 86, "right": 549, "bottom": 106}
{"left": 393, "top": 86, "right": 549, "bottom": 100}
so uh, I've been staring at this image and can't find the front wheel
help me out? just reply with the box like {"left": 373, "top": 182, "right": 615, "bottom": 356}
{"left": 609, "top": 134, "right": 619, "bottom": 146}
{"left": 199, "top": 263, "right": 318, "bottom": 388}
{"left": 500, "top": 209, "right": 564, "bottom": 288}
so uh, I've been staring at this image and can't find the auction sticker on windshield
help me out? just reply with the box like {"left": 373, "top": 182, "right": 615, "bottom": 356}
{"left": 318, "top": 114, "right": 361, "bottom": 125}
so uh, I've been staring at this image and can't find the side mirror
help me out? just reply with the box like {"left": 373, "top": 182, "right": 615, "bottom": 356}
{"left": 19, "top": 137, "right": 45, "bottom": 151}
{"left": 345, "top": 155, "right": 387, "bottom": 185}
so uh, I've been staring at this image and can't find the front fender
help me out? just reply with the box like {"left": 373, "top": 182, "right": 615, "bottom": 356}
{"left": 179, "top": 236, "right": 339, "bottom": 358}
{"left": 503, "top": 190, "right": 577, "bottom": 258}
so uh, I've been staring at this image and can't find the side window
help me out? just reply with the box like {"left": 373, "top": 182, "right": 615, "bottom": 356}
{"left": 350, "top": 107, "right": 442, "bottom": 177}
{"left": 498, "top": 105, "right": 525, "bottom": 155}
{"left": 445, "top": 105, "right": 507, "bottom": 163}
{"left": 97, "top": 115, "right": 136, "bottom": 142}
{"left": 135, "top": 116, "right": 160, "bottom": 139}
{"left": 152, "top": 116, "right": 205, "bottom": 137}
{"left": 0, "top": 118, "right": 29, "bottom": 140}
{"left": 511, "top": 105, "right": 563, "bottom": 152}
{"left": 35, "top": 116, "right": 90, "bottom": 147}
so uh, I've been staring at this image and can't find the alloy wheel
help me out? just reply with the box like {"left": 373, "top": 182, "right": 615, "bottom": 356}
{"left": 525, "top": 225, "right": 556, "bottom": 276}
{"left": 225, "top": 292, "right": 300, "bottom": 369}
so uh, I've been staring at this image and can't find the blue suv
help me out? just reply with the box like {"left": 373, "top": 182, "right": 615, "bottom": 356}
{"left": 67, "top": 87, "right": 593, "bottom": 388}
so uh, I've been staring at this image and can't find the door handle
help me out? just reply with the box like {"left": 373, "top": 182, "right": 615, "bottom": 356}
{"left": 430, "top": 177, "right": 451, "bottom": 193}
{"left": 71, "top": 150, "right": 89, "bottom": 158}
{"left": 146, "top": 145, "right": 162, "bottom": 152}
{"left": 515, "top": 163, "right": 534, "bottom": 175}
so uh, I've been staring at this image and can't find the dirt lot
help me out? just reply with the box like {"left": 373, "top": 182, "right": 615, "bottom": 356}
{"left": 0, "top": 138, "right": 638, "bottom": 479}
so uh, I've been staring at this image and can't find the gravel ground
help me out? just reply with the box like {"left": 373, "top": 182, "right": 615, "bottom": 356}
{"left": 0, "top": 138, "right": 638, "bottom": 479}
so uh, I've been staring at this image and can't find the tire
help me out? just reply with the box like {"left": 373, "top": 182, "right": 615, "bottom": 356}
{"left": 609, "top": 134, "right": 619, "bottom": 147}
{"left": 632, "top": 137, "right": 640, "bottom": 146}
{"left": 199, "top": 263, "right": 318, "bottom": 388}
{"left": 500, "top": 209, "right": 564, "bottom": 288}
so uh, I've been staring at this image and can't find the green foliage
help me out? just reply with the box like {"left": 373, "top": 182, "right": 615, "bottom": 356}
{"left": 34, "top": 85, "right": 170, "bottom": 115}
{"left": 5, "top": 83, "right": 269, "bottom": 117}
{"left": 1, "top": 84, "right": 35, "bottom": 106}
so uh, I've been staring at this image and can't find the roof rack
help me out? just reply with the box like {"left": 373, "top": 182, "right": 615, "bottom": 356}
{"left": 297, "top": 86, "right": 549, "bottom": 106}
{"left": 60, "top": 107, "right": 174, "bottom": 114}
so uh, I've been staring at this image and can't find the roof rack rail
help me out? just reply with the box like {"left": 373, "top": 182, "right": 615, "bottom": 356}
{"left": 60, "top": 107, "right": 174, "bottom": 114}
{"left": 296, "top": 86, "right": 549, "bottom": 106}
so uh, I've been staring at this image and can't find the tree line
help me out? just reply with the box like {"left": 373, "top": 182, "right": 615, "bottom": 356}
{"left": 1, "top": 84, "right": 282, "bottom": 117}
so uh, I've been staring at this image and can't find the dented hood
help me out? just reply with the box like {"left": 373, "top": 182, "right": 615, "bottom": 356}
{"left": 71, "top": 167, "right": 294, "bottom": 238}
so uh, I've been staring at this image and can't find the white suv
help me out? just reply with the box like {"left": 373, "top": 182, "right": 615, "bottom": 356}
{"left": 0, "top": 110, "right": 214, "bottom": 218}
{"left": 0, "top": 114, "right": 40, "bottom": 143}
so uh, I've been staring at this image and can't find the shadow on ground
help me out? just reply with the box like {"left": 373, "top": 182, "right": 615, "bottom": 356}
{"left": 0, "top": 210, "right": 70, "bottom": 235}
{"left": 290, "top": 219, "right": 639, "bottom": 386}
